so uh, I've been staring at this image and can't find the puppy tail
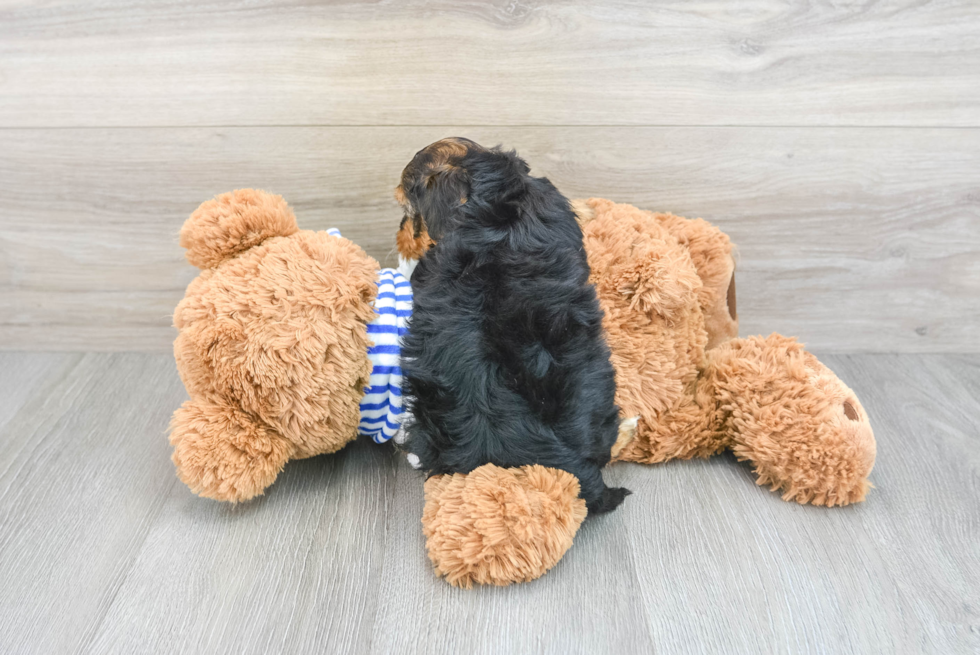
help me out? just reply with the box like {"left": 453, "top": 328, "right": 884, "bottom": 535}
{"left": 588, "top": 485, "right": 631, "bottom": 515}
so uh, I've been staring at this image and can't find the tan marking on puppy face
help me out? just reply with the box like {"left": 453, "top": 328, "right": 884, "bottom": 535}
{"left": 396, "top": 217, "right": 435, "bottom": 260}
{"left": 408, "top": 137, "right": 472, "bottom": 191}
{"left": 427, "top": 137, "right": 470, "bottom": 163}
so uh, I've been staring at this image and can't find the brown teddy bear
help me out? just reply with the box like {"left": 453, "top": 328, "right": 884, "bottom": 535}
{"left": 169, "top": 189, "right": 383, "bottom": 502}
{"left": 405, "top": 198, "right": 876, "bottom": 588}
{"left": 168, "top": 189, "right": 876, "bottom": 589}
{"left": 578, "top": 198, "right": 875, "bottom": 500}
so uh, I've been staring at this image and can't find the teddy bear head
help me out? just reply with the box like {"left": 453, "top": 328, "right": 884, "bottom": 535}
{"left": 169, "top": 189, "right": 380, "bottom": 502}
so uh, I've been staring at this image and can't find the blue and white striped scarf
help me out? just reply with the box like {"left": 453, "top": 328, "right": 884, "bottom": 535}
{"left": 358, "top": 268, "right": 412, "bottom": 443}
{"left": 327, "top": 229, "right": 412, "bottom": 444}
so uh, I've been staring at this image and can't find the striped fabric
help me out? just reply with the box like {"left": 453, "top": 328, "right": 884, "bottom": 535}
{"left": 327, "top": 229, "right": 412, "bottom": 443}
{"left": 359, "top": 268, "right": 412, "bottom": 442}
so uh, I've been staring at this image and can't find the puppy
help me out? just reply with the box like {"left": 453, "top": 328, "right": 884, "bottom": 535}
{"left": 395, "top": 138, "right": 629, "bottom": 515}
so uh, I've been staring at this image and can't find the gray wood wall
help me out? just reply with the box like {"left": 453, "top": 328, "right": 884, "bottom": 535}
{"left": 1, "top": 0, "right": 978, "bottom": 352}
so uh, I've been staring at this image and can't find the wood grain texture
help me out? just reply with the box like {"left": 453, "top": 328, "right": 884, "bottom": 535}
{"left": 0, "top": 352, "right": 977, "bottom": 654}
{"left": 0, "top": 352, "right": 70, "bottom": 432}
{"left": 1, "top": 126, "right": 978, "bottom": 352}
{"left": 86, "top": 431, "right": 398, "bottom": 654}
{"left": 0, "top": 0, "right": 978, "bottom": 127}
{"left": 0, "top": 353, "right": 186, "bottom": 654}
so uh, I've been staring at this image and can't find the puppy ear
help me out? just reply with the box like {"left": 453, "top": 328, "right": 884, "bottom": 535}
{"left": 416, "top": 164, "right": 470, "bottom": 241}
{"left": 465, "top": 149, "right": 532, "bottom": 225}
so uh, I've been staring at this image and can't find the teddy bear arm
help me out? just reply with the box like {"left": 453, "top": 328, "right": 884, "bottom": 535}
{"left": 169, "top": 398, "right": 294, "bottom": 502}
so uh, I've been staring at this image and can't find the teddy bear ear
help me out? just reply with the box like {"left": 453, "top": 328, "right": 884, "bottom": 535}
{"left": 180, "top": 189, "right": 300, "bottom": 269}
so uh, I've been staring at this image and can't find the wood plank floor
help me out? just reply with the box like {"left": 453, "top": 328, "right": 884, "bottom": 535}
{"left": 0, "top": 352, "right": 977, "bottom": 654}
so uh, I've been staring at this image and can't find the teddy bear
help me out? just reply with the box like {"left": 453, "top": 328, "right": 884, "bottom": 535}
{"left": 401, "top": 197, "right": 876, "bottom": 588}
{"left": 576, "top": 198, "right": 876, "bottom": 499}
{"left": 168, "top": 188, "right": 412, "bottom": 502}
{"left": 168, "top": 188, "right": 875, "bottom": 589}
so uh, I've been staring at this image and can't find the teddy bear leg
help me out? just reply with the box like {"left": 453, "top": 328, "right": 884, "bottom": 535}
{"left": 169, "top": 399, "right": 294, "bottom": 502}
{"left": 705, "top": 335, "right": 876, "bottom": 506}
{"left": 421, "top": 464, "right": 588, "bottom": 588}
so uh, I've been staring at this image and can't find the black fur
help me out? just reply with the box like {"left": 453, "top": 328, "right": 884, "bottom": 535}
{"left": 399, "top": 139, "right": 629, "bottom": 515}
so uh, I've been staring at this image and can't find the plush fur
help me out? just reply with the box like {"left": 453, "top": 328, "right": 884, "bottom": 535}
{"left": 396, "top": 139, "right": 629, "bottom": 515}
{"left": 422, "top": 464, "right": 587, "bottom": 588}
{"left": 705, "top": 335, "right": 876, "bottom": 506}
{"left": 577, "top": 198, "right": 876, "bottom": 506}
{"left": 167, "top": 185, "right": 877, "bottom": 589}
{"left": 170, "top": 189, "right": 379, "bottom": 501}
{"left": 411, "top": 195, "right": 876, "bottom": 586}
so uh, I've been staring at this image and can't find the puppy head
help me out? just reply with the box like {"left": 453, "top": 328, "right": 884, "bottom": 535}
{"left": 394, "top": 138, "right": 531, "bottom": 261}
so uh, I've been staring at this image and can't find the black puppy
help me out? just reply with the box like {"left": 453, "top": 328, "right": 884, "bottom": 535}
{"left": 396, "top": 138, "right": 629, "bottom": 514}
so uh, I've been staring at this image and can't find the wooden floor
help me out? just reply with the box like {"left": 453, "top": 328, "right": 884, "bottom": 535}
{"left": 0, "top": 351, "right": 977, "bottom": 654}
